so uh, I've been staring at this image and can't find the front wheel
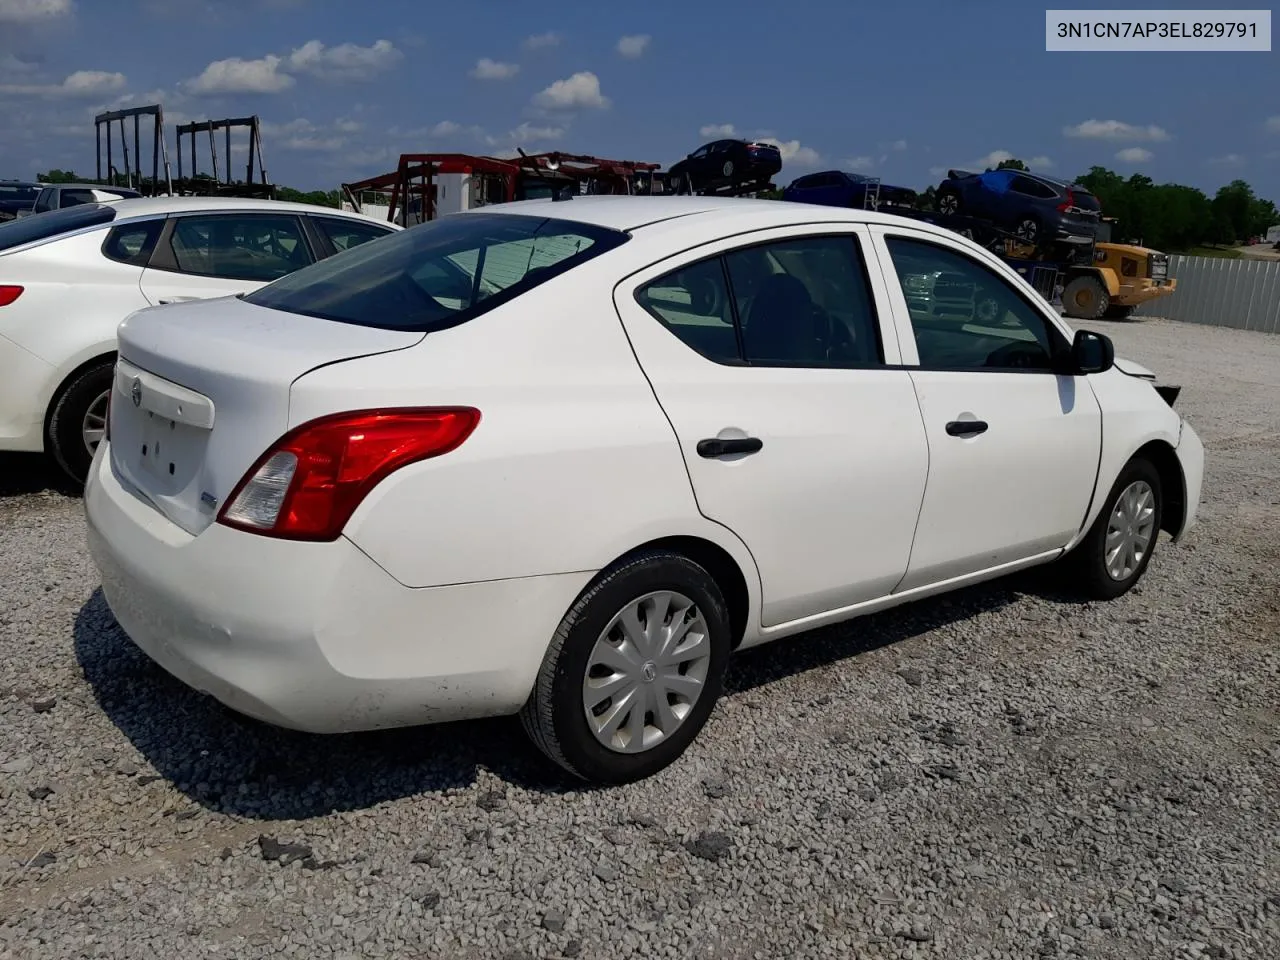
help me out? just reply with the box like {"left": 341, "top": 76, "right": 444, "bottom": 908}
{"left": 520, "top": 550, "right": 731, "bottom": 784}
{"left": 1066, "top": 457, "right": 1163, "bottom": 600}
{"left": 47, "top": 359, "right": 114, "bottom": 487}
{"left": 1062, "top": 275, "right": 1110, "bottom": 320}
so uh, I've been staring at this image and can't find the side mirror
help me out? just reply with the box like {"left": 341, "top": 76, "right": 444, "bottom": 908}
{"left": 1071, "top": 328, "right": 1114, "bottom": 374}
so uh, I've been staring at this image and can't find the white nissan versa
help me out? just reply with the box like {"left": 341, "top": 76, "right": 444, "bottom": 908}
{"left": 84, "top": 196, "right": 1204, "bottom": 784}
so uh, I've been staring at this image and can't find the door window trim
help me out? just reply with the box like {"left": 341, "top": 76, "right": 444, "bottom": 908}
{"left": 868, "top": 224, "right": 1074, "bottom": 374}
{"left": 628, "top": 224, "right": 901, "bottom": 369}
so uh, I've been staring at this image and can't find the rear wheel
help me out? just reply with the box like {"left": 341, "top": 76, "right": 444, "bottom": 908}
{"left": 1065, "top": 457, "right": 1163, "bottom": 600}
{"left": 1062, "top": 275, "right": 1109, "bottom": 320}
{"left": 520, "top": 550, "right": 731, "bottom": 784}
{"left": 47, "top": 359, "right": 114, "bottom": 487}
{"left": 1014, "top": 216, "right": 1041, "bottom": 244}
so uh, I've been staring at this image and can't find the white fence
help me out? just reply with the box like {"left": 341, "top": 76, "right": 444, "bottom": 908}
{"left": 1132, "top": 254, "right": 1280, "bottom": 335}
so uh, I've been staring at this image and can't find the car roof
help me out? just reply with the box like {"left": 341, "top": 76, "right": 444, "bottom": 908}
{"left": 457, "top": 195, "right": 955, "bottom": 235}
{"left": 100, "top": 195, "right": 396, "bottom": 224}
{"left": 42, "top": 183, "right": 140, "bottom": 192}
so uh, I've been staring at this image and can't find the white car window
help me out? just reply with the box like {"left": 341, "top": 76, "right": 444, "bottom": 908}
{"left": 884, "top": 236, "right": 1060, "bottom": 371}
{"left": 169, "top": 214, "right": 311, "bottom": 283}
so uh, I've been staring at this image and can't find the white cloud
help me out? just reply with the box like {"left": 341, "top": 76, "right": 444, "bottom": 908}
{"left": 0, "top": 0, "right": 72, "bottom": 23}
{"left": 758, "top": 137, "right": 821, "bottom": 167}
{"left": 510, "top": 121, "right": 564, "bottom": 142}
{"left": 844, "top": 156, "right": 875, "bottom": 171}
{"left": 1063, "top": 119, "right": 1170, "bottom": 142}
{"left": 1115, "top": 147, "right": 1153, "bottom": 163}
{"left": 1266, "top": 116, "right": 1280, "bottom": 133}
{"left": 0, "top": 69, "right": 126, "bottom": 97}
{"left": 523, "top": 31, "right": 560, "bottom": 49}
{"left": 885, "top": 139, "right": 907, "bottom": 151}
{"left": 1209, "top": 153, "right": 1246, "bottom": 166}
{"left": 699, "top": 123, "right": 737, "bottom": 138}
{"left": 184, "top": 39, "right": 400, "bottom": 95}
{"left": 0, "top": 53, "right": 40, "bottom": 73}
{"left": 470, "top": 57, "right": 519, "bottom": 80}
{"left": 617, "top": 34, "right": 651, "bottom": 58}
{"left": 427, "top": 120, "right": 458, "bottom": 137}
{"left": 286, "top": 39, "right": 401, "bottom": 80}
{"left": 334, "top": 117, "right": 362, "bottom": 133}
{"left": 533, "top": 71, "right": 609, "bottom": 110}
{"left": 964, "top": 149, "right": 1052, "bottom": 171}
{"left": 184, "top": 55, "right": 294, "bottom": 94}
{"left": 283, "top": 135, "right": 344, "bottom": 152}
{"left": 1027, "top": 155, "right": 1053, "bottom": 169}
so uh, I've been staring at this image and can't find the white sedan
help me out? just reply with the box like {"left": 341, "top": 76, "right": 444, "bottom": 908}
{"left": 0, "top": 196, "right": 398, "bottom": 484}
{"left": 84, "top": 196, "right": 1204, "bottom": 784}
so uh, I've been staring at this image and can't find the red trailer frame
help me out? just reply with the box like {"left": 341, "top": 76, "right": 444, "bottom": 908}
{"left": 340, "top": 151, "right": 663, "bottom": 226}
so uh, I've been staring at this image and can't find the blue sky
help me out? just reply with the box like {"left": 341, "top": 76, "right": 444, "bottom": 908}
{"left": 1, "top": 0, "right": 1277, "bottom": 203}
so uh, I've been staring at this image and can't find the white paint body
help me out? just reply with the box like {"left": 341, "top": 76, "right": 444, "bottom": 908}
{"left": 83, "top": 197, "right": 1205, "bottom": 734}
{"left": 0, "top": 196, "right": 398, "bottom": 453}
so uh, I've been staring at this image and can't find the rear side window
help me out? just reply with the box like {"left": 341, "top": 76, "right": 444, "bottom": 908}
{"left": 102, "top": 218, "right": 164, "bottom": 266}
{"left": 33, "top": 188, "right": 55, "bottom": 213}
{"left": 245, "top": 212, "right": 629, "bottom": 331}
{"left": 60, "top": 189, "right": 98, "bottom": 207}
{"left": 312, "top": 216, "right": 394, "bottom": 253}
{"left": 0, "top": 203, "right": 116, "bottom": 252}
{"left": 636, "top": 234, "right": 883, "bottom": 368}
{"left": 168, "top": 214, "right": 311, "bottom": 282}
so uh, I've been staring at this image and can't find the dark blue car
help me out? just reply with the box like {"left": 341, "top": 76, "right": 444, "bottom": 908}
{"left": 783, "top": 170, "right": 917, "bottom": 210}
{"left": 935, "top": 168, "right": 1101, "bottom": 244}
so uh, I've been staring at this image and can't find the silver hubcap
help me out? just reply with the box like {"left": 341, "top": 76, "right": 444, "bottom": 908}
{"left": 1105, "top": 480, "right": 1156, "bottom": 581}
{"left": 582, "top": 590, "right": 712, "bottom": 754}
{"left": 1016, "top": 220, "right": 1037, "bottom": 241}
{"left": 940, "top": 196, "right": 957, "bottom": 214}
{"left": 81, "top": 389, "right": 109, "bottom": 456}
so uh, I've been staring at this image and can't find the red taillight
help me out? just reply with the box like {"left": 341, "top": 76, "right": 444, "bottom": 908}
{"left": 218, "top": 407, "right": 481, "bottom": 541}
{"left": 0, "top": 285, "right": 24, "bottom": 307}
{"left": 1057, "top": 188, "right": 1075, "bottom": 213}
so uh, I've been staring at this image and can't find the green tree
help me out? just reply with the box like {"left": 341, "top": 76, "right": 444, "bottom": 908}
{"left": 36, "top": 169, "right": 81, "bottom": 183}
{"left": 994, "top": 157, "right": 1028, "bottom": 172}
{"left": 916, "top": 185, "right": 938, "bottom": 211}
{"left": 1211, "top": 179, "right": 1254, "bottom": 243}
{"left": 277, "top": 186, "right": 341, "bottom": 208}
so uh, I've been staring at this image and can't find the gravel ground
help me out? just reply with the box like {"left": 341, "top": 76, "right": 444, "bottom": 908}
{"left": 1, "top": 317, "right": 1278, "bottom": 960}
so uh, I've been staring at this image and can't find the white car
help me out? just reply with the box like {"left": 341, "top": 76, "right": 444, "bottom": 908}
{"left": 0, "top": 196, "right": 399, "bottom": 483}
{"left": 83, "top": 196, "right": 1204, "bottom": 784}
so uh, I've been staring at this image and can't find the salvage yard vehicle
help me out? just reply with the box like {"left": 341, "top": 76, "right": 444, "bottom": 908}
{"left": 783, "top": 170, "right": 917, "bottom": 211}
{"left": 1074, "top": 218, "right": 1177, "bottom": 319}
{"left": 936, "top": 168, "right": 1102, "bottom": 245}
{"left": 83, "top": 196, "right": 1204, "bottom": 785}
{"left": 0, "top": 196, "right": 398, "bottom": 485}
{"left": 667, "top": 139, "right": 782, "bottom": 195}
{"left": 0, "top": 180, "right": 41, "bottom": 222}
{"left": 18, "top": 183, "right": 141, "bottom": 218}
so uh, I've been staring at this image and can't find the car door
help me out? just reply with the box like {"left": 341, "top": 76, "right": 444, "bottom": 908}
{"left": 868, "top": 224, "right": 1102, "bottom": 591}
{"left": 614, "top": 225, "right": 930, "bottom": 628}
{"left": 139, "top": 211, "right": 315, "bottom": 305}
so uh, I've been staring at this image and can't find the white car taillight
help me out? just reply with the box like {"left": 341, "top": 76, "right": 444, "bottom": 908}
{"left": 220, "top": 451, "right": 298, "bottom": 530}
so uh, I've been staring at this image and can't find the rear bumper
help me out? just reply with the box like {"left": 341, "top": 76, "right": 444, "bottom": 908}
{"left": 84, "top": 443, "right": 590, "bottom": 733}
{"left": 1174, "top": 419, "right": 1204, "bottom": 541}
{"left": 0, "top": 333, "right": 53, "bottom": 452}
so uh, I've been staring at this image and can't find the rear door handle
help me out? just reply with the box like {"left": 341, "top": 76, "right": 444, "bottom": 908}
{"left": 697, "top": 437, "right": 763, "bottom": 459}
{"left": 945, "top": 420, "right": 989, "bottom": 437}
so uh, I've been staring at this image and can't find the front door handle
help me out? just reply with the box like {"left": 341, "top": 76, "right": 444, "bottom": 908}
{"left": 697, "top": 437, "right": 763, "bottom": 459}
{"left": 945, "top": 420, "right": 989, "bottom": 437}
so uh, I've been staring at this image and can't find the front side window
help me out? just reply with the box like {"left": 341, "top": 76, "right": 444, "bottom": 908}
{"left": 313, "top": 216, "right": 394, "bottom": 253}
{"left": 245, "top": 212, "right": 628, "bottom": 331}
{"left": 635, "top": 234, "right": 883, "bottom": 368}
{"left": 169, "top": 214, "right": 311, "bottom": 282}
{"left": 884, "top": 236, "right": 1063, "bottom": 371}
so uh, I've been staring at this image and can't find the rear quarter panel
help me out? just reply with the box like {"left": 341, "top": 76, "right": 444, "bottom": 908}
{"left": 288, "top": 252, "right": 763, "bottom": 608}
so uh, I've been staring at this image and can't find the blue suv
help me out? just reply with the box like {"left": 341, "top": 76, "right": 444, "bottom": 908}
{"left": 935, "top": 169, "right": 1101, "bottom": 244}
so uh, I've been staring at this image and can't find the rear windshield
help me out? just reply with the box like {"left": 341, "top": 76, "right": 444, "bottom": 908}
{"left": 244, "top": 211, "right": 629, "bottom": 331}
{"left": 1070, "top": 190, "right": 1101, "bottom": 212}
{"left": 0, "top": 203, "right": 116, "bottom": 253}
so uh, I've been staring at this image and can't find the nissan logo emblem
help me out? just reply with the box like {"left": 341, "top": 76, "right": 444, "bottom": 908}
{"left": 131, "top": 378, "right": 142, "bottom": 408}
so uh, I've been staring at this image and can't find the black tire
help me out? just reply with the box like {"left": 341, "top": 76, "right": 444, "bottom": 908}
{"left": 1066, "top": 457, "right": 1163, "bottom": 600}
{"left": 520, "top": 550, "right": 732, "bottom": 784}
{"left": 1062, "top": 275, "right": 1109, "bottom": 320}
{"left": 937, "top": 189, "right": 961, "bottom": 215}
{"left": 47, "top": 359, "right": 114, "bottom": 487}
{"left": 1103, "top": 304, "right": 1135, "bottom": 320}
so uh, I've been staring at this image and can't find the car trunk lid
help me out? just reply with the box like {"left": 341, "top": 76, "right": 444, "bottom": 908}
{"left": 110, "top": 296, "right": 423, "bottom": 536}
